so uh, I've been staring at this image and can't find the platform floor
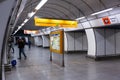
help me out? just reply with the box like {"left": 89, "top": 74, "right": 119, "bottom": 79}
{"left": 6, "top": 46, "right": 120, "bottom": 80}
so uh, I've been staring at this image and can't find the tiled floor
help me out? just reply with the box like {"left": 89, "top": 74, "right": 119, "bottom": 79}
{"left": 6, "top": 46, "right": 120, "bottom": 80}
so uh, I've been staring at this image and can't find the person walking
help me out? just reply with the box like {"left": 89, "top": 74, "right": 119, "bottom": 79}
{"left": 17, "top": 38, "right": 27, "bottom": 60}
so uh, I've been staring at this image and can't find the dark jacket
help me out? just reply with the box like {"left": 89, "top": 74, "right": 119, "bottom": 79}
{"left": 17, "top": 39, "right": 25, "bottom": 48}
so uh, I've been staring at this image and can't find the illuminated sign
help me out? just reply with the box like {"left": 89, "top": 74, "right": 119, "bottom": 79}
{"left": 34, "top": 17, "right": 78, "bottom": 28}
{"left": 24, "top": 30, "right": 39, "bottom": 34}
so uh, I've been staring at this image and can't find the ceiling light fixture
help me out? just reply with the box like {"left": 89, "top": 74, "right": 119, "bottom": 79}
{"left": 24, "top": 19, "right": 29, "bottom": 23}
{"left": 13, "top": 0, "right": 48, "bottom": 35}
{"left": 18, "top": 26, "right": 22, "bottom": 30}
{"left": 28, "top": 12, "right": 36, "bottom": 18}
{"left": 91, "top": 8, "right": 113, "bottom": 16}
{"left": 75, "top": 17, "right": 85, "bottom": 21}
{"left": 21, "top": 23, "right": 25, "bottom": 26}
{"left": 35, "top": 0, "right": 48, "bottom": 10}
{"left": 13, "top": 28, "right": 19, "bottom": 35}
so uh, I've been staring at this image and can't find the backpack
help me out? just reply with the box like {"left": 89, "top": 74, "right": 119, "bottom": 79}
{"left": 11, "top": 59, "right": 17, "bottom": 67}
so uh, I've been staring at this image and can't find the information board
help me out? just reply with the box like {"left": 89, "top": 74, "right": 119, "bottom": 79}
{"left": 50, "top": 29, "right": 64, "bottom": 54}
{"left": 34, "top": 17, "right": 78, "bottom": 28}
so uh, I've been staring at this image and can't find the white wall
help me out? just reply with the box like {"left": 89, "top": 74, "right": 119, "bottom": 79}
{"left": 85, "top": 29, "right": 96, "bottom": 56}
{"left": 74, "top": 32, "right": 82, "bottom": 50}
{"left": 83, "top": 33, "right": 88, "bottom": 50}
{"left": 66, "top": 32, "right": 74, "bottom": 51}
{"left": 34, "top": 36, "right": 42, "bottom": 46}
{"left": 105, "top": 29, "right": 115, "bottom": 55}
{"left": 64, "top": 33, "right": 68, "bottom": 51}
{"left": 94, "top": 29, "right": 105, "bottom": 56}
{"left": 94, "top": 28, "right": 120, "bottom": 56}
{"left": 116, "top": 29, "right": 120, "bottom": 55}
{"left": 65, "top": 31, "right": 88, "bottom": 52}
{"left": 42, "top": 35, "right": 50, "bottom": 47}
{"left": 38, "top": 36, "right": 43, "bottom": 46}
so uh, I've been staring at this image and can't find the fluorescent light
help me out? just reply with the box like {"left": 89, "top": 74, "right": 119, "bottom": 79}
{"left": 13, "top": 29, "right": 19, "bottom": 35}
{"left": 24, "top": 19, "right": 29, "bottom": 23}
{"left": 21, "top": 23, "right": 25, "bottom": 26}
{"left": 91, "top": 8, "right": 113, "bottom": 16}
{"left": 15, "top": 26, "right": 22, "bottom": 33}
{"left": 18, "top": 26, "right": 22, "bottom": 29}
{"left": 13, "top": 0, "right": 48, "bottom": 35}
{"left": 35, "top": 0, "right": 48, "bottom": 10}
{"left": 76, "top": 17, "right": 85, "bottom": 20}
{"left": 28, "top": 12, "right": 36, "bottom": 18}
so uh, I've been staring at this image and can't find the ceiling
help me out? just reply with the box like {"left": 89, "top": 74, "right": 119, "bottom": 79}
{"left": 16, "top": 0, "right": 120, "bottom": 30}
{"left": 0, "top": 0, "right": 5, "bottom": 3}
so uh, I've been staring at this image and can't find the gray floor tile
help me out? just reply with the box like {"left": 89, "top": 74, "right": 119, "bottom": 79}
{"left": 6, "top": 46, "right": 120, "bottom": 80}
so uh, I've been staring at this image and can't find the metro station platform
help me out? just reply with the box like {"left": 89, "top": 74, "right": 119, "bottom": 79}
{"left": 6, "top": 46, "right": 120, "bottom": 80}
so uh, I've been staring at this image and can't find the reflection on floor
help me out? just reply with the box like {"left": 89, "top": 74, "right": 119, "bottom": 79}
{"left": 6, "top": 46, "right": 120, "bottom": 80}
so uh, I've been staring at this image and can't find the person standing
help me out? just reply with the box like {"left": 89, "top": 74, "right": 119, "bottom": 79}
{"left": 17, "top": 38, "right": 27, "bottom": 59}
{"left": 8, "top": 36, "right": 14, "bottom": 53}
{"left": 28, "top": 40, "right": 31, "bottom": 49}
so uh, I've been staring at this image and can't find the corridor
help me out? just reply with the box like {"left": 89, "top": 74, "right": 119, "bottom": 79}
{"left": 6, "top": 46, "right": 120, "bottom": 80}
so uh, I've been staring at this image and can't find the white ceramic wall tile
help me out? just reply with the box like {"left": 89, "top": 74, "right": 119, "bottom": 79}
{"left": 42, "top": 35, "right": 50, "bottom": 47}
{"left": 116, "top": 14, "right": 120, "bottom": 23}
{"left": 82, "top": 22, "right": 91, "bottom": 28}
{"left": 115, "top": 29, "right": 120, "bottom": 54}
{"left": 94, "top": 29, "right": 105, "bottom": 56}
{"left": 74, "top": 32, "right": 82, "bottom": 50}
{"left": 82, "top": 33, "right": 88, "bottom": 50}
{"left": 34, "top": 37, "right": 42, "bottom": 46}
{"left": 90, "top": 19, "right": 104, "bottom": 27}
{"left": 66, "top": 32, "right": 75, "bottom": 51}
{"left": 64, "top": 33, "right": 67, "bottom": 51}
{"left": 105, "top": 29, "right": 115, "bottom": 55}
{"left": 85, "top": 29, "right": 96, "bottom": 56}
{"left": 78, "top": 23, "right": 84, "bottom": 29}
{"left": 38, "top": 36, "right": 43, "bottom": 46}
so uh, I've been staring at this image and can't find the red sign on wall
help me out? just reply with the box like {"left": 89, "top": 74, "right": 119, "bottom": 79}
{"left": 102, "top": 17, "right": 111, "bottom": 25}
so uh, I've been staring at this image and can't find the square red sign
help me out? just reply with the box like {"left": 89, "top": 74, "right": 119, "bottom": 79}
{"left": 102, "top": 17, "right": 111, "bottom": 25}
